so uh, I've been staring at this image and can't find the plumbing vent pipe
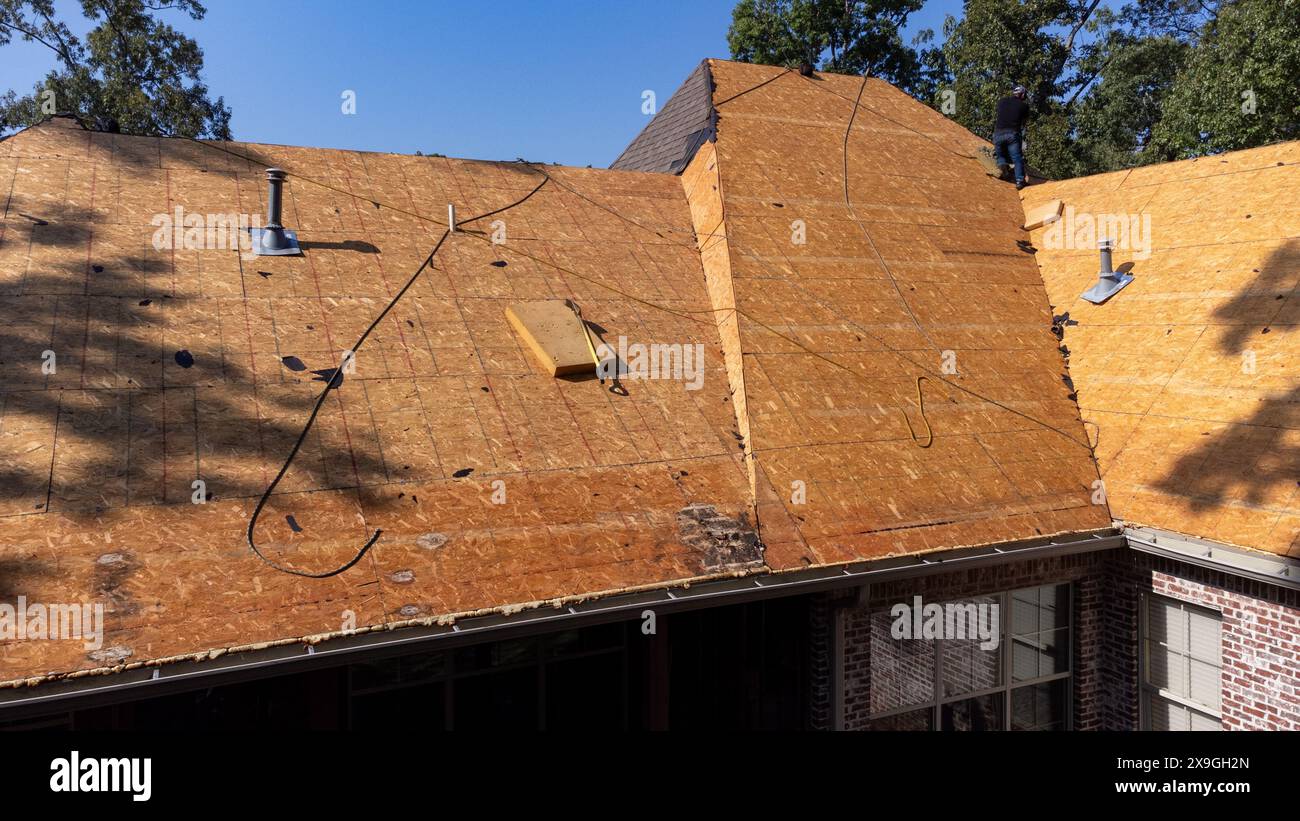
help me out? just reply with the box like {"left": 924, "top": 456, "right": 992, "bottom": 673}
{"left": 266, "top": 168, "right": 286, "bottom": 230}
{"left": 250, "top": 167, "right": 301, "bottom": 256}
{"left": 1080, "top": 237, "right": 1133, "bottom": 304}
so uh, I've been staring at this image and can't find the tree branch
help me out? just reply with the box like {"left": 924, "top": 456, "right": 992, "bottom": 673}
{"left": 0, "top": 19, "right": 80, "bottom": 70}
{"left": 1064, "top": 0, "right": 1102, "bottom": 54}
{"left": 1049, "top": 0, "right": 1103, "bottom": 92}
{"left": 1064, "top": 50, "right": 1118, "bottom": 108}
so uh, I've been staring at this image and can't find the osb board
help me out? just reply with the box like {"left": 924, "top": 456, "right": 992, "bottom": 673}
{"left": 681, "top": 141, "right": 805, "bottom": 558}
{"left": 1023, "top": 199, "right": 1063, "bottom": 231}
{"left": 0, "top": 120, "right": 758, "bottom": 686}
{"left": 702, "top": 59, "right": 1110, "bottom": 571}
{"left": 1022, "top": 142, "right": 1300, "bottom": 557}
{"left": 505, "top": 300, "right": 594, "bottom": 376}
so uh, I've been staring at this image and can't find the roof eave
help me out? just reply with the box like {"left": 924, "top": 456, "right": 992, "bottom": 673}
{"left": 0, "top": 526, "right": 1124, "bottom": 718}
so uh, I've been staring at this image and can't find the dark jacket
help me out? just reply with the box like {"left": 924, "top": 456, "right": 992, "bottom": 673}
{"left": 994, "top": 95, "right": 1030, "bottom": 134}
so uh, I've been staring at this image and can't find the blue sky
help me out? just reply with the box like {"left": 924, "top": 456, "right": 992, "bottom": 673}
{"left": 1, "top": 0, "right": 961, "bottom": 166}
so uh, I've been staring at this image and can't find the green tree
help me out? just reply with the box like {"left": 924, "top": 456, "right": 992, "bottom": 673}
{"left": 727, "top": 0, "right": 927, "bottom": 92}
{"left": 1067, "top": 0, "right": 1298, "bottom": 171}
{"left": 0, "top": 0, "right": 231, "bottom": 138}
{"left": 1069, "top": 32, "right": 1189, "bottom": 171}
{"left": 930, "top": 0, "right": 1113, "bottom": 179}
{"left": 899, "top": 0, "right": 1296, "bottom": 177}
{"left": 1151, "top": 0, "right": 1300, "bottom": 157}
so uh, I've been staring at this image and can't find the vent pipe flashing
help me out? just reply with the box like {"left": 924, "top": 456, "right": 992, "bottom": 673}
{"left": 1080, "top": 237, "right": 1133, "bottom": 304}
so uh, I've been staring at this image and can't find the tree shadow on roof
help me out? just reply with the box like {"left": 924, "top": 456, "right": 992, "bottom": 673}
{"left": 0, "top": 205, "right": 407, "bottom": 526}
{"left": 1212, "top": 240, "right": 1300, "bottom": 357}
{"left": 1151, "top": 239, "right": 1299, "bottom": 551}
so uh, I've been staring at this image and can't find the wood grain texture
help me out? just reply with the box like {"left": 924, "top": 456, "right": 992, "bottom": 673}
{"left": 505, "top": 300, "right": 595, "bottom": 376}
{"left": 0, "top": 119, "right": 754, "bottom": 685}
{"left": 700, "top": 60, "right": 1109, "bottom": 572}
{"left": 1023, "top": 143, "right": 1300, "bottom": 557}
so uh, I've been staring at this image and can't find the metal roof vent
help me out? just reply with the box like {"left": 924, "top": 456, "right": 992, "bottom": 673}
{"left": 1080, "top": 237, "right": 1133, "bottom": 304}
{"left": 250, "top": 168, "right": 301, "bottom": 256}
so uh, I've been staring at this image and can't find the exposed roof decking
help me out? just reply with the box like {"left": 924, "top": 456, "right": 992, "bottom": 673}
{"left": 1022, "top": 143, "right": 1300, "bottom": 557}
{"left": 697, "top": 60, "right": 1111, "bottom": 570}
{"left": 0, "top": 120, "right": 757, "bottom": 685}
{"left": 1, "top": 55, "right": 1216, "bottom": 690}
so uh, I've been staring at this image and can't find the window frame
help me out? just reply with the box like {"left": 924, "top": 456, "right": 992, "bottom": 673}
{"left": 1138, "top": 592, "right": 1223, "bottom": 731}
{"left": 864, "top": 583, "right": 1073, "bottom": 730}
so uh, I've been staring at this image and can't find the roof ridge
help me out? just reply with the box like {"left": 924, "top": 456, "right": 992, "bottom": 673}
{"left": 14, "top": 117, "right": 669, "bottom": 175}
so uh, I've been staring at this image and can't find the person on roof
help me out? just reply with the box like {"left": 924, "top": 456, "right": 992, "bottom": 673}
{"left": 993, "top": 85, "right": 1031, "bottom": 190}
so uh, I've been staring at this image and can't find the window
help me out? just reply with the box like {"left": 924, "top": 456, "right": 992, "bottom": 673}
{"left": 1141, "top": 595, "right": 1222, "bottom": 731}
{"left": 864, "top": 583, "right": 1072, "bottom": 731}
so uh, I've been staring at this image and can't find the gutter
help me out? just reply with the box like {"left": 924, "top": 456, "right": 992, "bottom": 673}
{"left": 1121, "top": 523, "right": 1300, "bottom": 591}
{"left": 0, "top": 527, "right": 1124, "bottom": 718}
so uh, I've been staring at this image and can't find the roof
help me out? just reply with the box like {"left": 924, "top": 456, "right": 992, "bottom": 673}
{"left": 1022, "top": 144, "right": 1300, "bottom": 558}
{"left": 611, "top": 61, "right": 716, "bottom": 174}
{"left": 0, "top": 116, "right": 756, "bottom": 686}
{"left": 685, "top": 60, "right": 1110, "bottom": 570}
{"left": 0, "top": 59, "right": 1117, "bottom": 689}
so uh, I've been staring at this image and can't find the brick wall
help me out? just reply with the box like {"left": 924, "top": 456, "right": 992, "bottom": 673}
{"left": 1099, "top": 555, "right": 1141, "bottom": 728}
{"left": 1109, "top": 550, "right": 1300, "bottom": 731}
{"left": 1073, "top": 569, "right": 1107, "bottom": 729}
{"left": 834, "top": 551, "right": 1119, "bottom": 730}
{"left": 815, "top": 547, "right": 1300, "bottom": 731}
{"left": 808, "top": 592, "right": 836, "bottom": 730}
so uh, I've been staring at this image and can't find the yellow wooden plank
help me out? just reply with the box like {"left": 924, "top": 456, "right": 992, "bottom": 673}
{"left": 1022, "top": 198, "right": 1063, "bottom": 230}
{"left": 505, "top": 300, "right": 595, "bottom": 376}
